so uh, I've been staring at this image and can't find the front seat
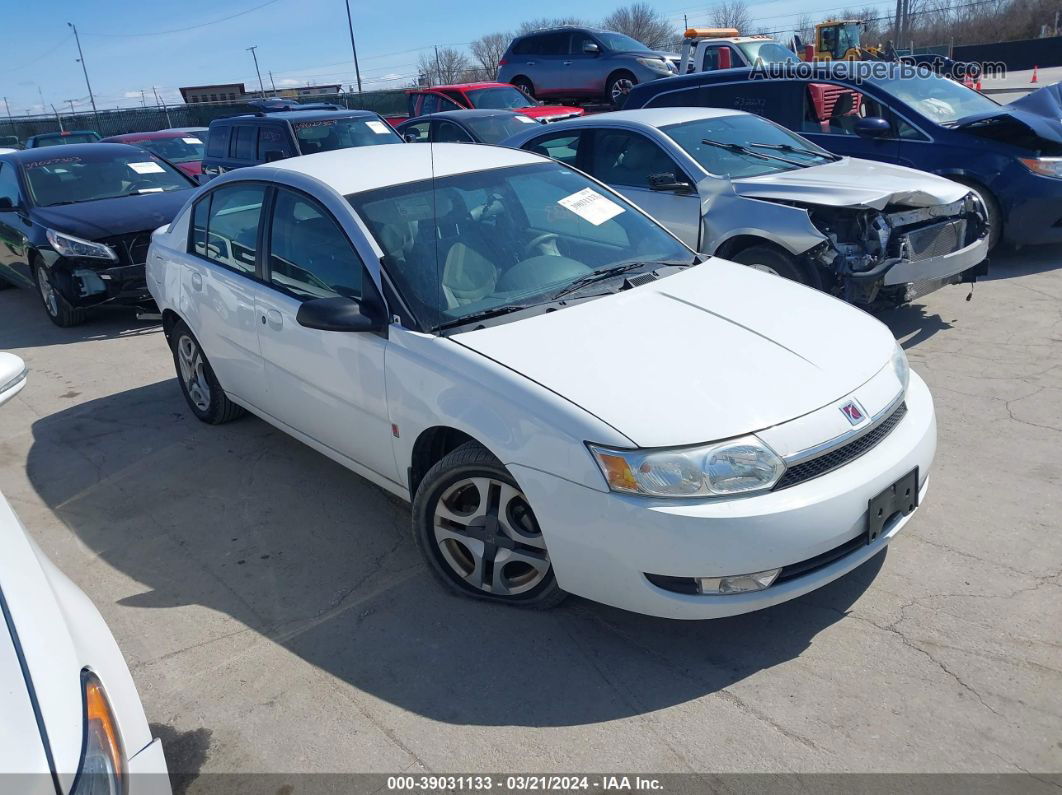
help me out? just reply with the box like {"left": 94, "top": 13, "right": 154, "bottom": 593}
{"left": 442, "top": 243, "right": 496, "bottom": 307}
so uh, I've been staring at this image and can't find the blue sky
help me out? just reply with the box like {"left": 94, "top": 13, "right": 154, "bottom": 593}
{"left": 2, "top": 0, "right": 895, "bottom": 115}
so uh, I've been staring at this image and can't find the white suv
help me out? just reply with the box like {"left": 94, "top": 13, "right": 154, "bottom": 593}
{"left": 147, "top": 143, "right": 935, "bottom": 619}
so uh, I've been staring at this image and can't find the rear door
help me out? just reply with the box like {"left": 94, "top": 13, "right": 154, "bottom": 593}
{"left": 252, "top": 186, "right": 397, "bottom": 483}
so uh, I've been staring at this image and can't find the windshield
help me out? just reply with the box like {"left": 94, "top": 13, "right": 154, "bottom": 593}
{"left": 34, "top": 133, "right": 98, "bottom": 147}
{"left": 463, "top": 114, "right": 540, "bottom": 143}
{"left": 737, "top": 41, "right": 800, "bottom": 64}
{"left": 466, "top": 86, "right": 535, "bottom": 110}
{"left": 836, "top": 23, "right": 861, "bottom": 58}
{"left": 596, "top": 31, "right": 654, "bottom": 52}
{"left": 350, "top": 163, "right": 690, "bottom": 330}
{"left": 136, "top": 135, "right": 205, "bottom": 164}
{"left": 293, "top": 117, "right": 401, "bottom": 154}
{"left": 23, "top": 151, "right": 190, "bottom": 207}
{"left": 869, "top": 71, "right": 1000, "bottom": 124}
{"left": 663, "top": 115, "right": 827, "bottom": 177}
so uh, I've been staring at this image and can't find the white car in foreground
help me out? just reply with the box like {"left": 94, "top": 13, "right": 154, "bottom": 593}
{"left": 147, "top": 144, "right": 935, "bottom": 619}
{"left": 0, "top": 353, "right": 170, "bottom": 793}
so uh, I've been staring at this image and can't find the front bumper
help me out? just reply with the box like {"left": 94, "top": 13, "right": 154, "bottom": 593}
{"left": 881, "top": 232, "right": 989, "bottom": 287}
{"left": 510, "top": 372, "right": 936, "bottom": 620}
{"left": 127, "top": 737, "right": 172, "bottom": 794}
{"left": 67, "top": 261, "right": 152, "bottom": 307}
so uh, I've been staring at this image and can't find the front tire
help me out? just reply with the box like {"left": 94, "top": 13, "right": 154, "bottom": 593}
{"left": 606, "top": 71, "right": 637, "bottom": 108}
{"left": 412, "top": 441, "right": 566, "bottom": 609}
{"left": 33, "top": 262, "right": 87, "bottom": 327}
{"left": 511, "top": 76, "right": 535, "bottom": 99}
{"left": 731, "top": 245, "right": 814, "bottom": 287}
{"left": 169, "top": 320, "right": 244, "bottom": 424}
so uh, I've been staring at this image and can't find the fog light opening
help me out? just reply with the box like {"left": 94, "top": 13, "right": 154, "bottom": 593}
{"left": 696, "top": 568, "right": 781, "bottom": 595}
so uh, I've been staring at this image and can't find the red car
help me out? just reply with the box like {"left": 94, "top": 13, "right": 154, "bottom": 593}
{"left": 387, "top": 82, "right": 584, "bottom": 127}
{"left": 99, "top": 130, "right": 205, "bottom": 178}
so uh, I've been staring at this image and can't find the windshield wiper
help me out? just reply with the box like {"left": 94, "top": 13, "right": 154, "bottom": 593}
{"left": 701, "top": 138, "right": 807, "bottom": 168}
{"left": 747, "top": 142, "right": 840, "bottom": 161}
{"left": 435, "top": 303, "right": 535, "bottom": 332}
{"left": 552, "top": 262, "right": 652, "bottom": 299}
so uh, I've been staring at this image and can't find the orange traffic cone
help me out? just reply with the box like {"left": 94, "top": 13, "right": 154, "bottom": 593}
{"left": 975, "top": 78, "right": 982, "bottom": 91}
{"left": 963, "top": 74, "right": 973, "bottom": 88}
{"left": 1031, "top": 65, "right": 1039, "bottom": 83}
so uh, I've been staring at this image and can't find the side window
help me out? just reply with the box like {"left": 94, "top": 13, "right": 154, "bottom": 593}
{"left": 590, "top": 130, "right": 684, "bottom": 189}
{"left": 233, "top": 126, "right": 258, "bottom": 160}
{"left": 206, "top": 126, "right": 230, "bottom": 158}
{"left": 257, "top": 125, "right": 294, "bottom": 159}
{"left": 420, "top": 94, "right": 440, "bottom": 115}
{"left": 401, "top": 122, "right": 430, "bottom": 142}
{"left": 441, "top": 90, "right": 467, "bottom": 107}
{"left": 437, "top": 96, "right": 463, "bottom": 111}
{"left": 0, "top": 164, "right": 21, "bottom": 207}
{"left": 268, "top": 189, "right": 363, "bottom": 301}
{"left": 525, "top": 132, "right": 582, "bottom": 166}
{"left": 570, "top": 32, "right": 595, "bottom": 56}
{"left": 693, "top": 82, "right": 805, "bottom": 129}
{"left": 802, "top": 84, "right": 900, "bottom": 137}
{"left": 192, "top": 184, "right": 266, "bottom": 274}
{"left": 408, "top": 93, "right": 422, "bottom": 116}
{"left": 434, "top": 121, "right": 473, "bottom": 143}
{"left": 513, "top": 35, "right": 539, "bottom": 55}
{"left": 538, "top": 33, "right": 570, "bottom": 55}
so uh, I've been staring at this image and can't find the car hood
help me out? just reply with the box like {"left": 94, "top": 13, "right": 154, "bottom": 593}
{"left": 453, "top": 260, "right": 895, "bottom": 447}
{"left": 731, "top": 156, "right": 969, "bottom": 210}
{"left": 31, "top": 189, "right": 193, "bottom": 240}
{"left": 955, "top": 90, "right": 1062, "bottom": 151}
{"left": 0, "top": 493, "right": 85, "bottom": 788}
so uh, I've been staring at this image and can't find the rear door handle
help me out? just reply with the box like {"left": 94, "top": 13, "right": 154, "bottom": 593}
{"left": 263, "top": 308, "right": 283, "bottom": 330}
{"left": 563, "top": 61, "right": 572, "bottom": 65}
{"left": 526, "top": 61, "right": 536, "bottom": 66}
{"left": 190, "top": 271, "right": 203, "bottom": 291}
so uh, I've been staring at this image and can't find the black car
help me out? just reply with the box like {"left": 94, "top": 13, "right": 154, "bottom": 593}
{"left": 202, "top": 108, "right": 401, "bottom": 177}
{"left": 0, "top": 143, "right": 196, "bottom": 326}
{"left": 396, "top": 109, "right": 543, "bottom": 144}
{"left": 24, "top": 130, "right": 102, "bottom": 148}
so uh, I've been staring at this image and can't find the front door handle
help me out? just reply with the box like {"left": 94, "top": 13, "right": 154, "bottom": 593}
{"left": 263, "top": 308, "right": 283, "bottom": 330}
{"left": 526, "top": 61, "right": 536, "bottom": 66}
{"left": 190, "top": 271, "right": 203, "bottom": 291}
{"left": 563, "top": 61, "right": 572, "bottom": 66}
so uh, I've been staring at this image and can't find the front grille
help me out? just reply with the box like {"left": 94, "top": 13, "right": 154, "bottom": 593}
{"left": 101, "top": 232, "right": 152, "bottom": 266}
{"left": 773, "top": 402, "right": 908, "bottom": 491}
{"left": 904, "top": 219, "right": 965, "bottom": 261}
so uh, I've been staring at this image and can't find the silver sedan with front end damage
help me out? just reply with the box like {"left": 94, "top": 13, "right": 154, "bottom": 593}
{"left": 503, "top": 107, "right": 990, "bottom": 307}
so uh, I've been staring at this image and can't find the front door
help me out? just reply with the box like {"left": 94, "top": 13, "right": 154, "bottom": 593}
{"left": 0, "top": 162, "right": 31, "bottom": 285}
{"left": 252, "top": 186, "right": 397, "bottom": 484}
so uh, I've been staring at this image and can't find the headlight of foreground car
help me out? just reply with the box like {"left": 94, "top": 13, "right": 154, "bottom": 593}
{"left": 72, "top": 671, "right": 125, "bottom": 795}
{"left": 1018, "top": 157, "right": 1062, "bottom": 179}
{"left": 635, "top": 57, "right": 673, "bottom": 74}
{"left": 589, "top": 436, "right": 785, "bottom": 497}
{"left": 892, "top": 342, "right": 910, "bottom": 394}
{"left": 46, "top": 229, "right": 117, "bottom": 261}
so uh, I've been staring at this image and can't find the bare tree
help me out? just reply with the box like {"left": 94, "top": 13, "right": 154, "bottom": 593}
{"left": 416, "top": 47, "right": 470, "bottom": 86}
{"left": 470, "top": 32, "right": 512, "bottom": 80}
{"left": 601, "top": 3, "right": 677, "bottom": 49}
{"left": 517, "top": 17, "right": 585, "bottom": 34}
{"left": 711, "top": 0, "right": 752, "bottom": 32}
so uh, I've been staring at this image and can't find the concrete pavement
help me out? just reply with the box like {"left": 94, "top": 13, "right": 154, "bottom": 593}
{"left": 0, "top": 246, "right": 1060, "bottom": 787}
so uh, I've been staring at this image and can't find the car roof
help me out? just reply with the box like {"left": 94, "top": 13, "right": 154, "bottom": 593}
{"left": 27, "top": 130, "right": 97, "bottom": 138}
{"left": 102, "top": 130, "right": 189, "bottom": 141}
{"left": 402, "top": 109, "right": 525, "bottom": 125}
{"left": 1, "top": 142, "right": 146, "bottom": 162}
{"left": 426, "top": 82, "right": 511, "bottom": 91}
{"left": 212, "top": 109, "right": 377, "bottom": 124}
{"left": 262, "top": 143, "right": 546, "bottom": 194}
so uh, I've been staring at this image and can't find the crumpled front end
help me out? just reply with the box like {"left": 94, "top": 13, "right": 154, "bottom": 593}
{"left": 804, "top": 191, "right": 990, "bottom": 306}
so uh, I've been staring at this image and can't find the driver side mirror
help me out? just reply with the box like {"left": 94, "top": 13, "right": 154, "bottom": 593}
{"left": 296, "top": 296, "right": 385, "bottom": 333}
{"left": 854, "top": 117, "right": 891, "bottom": 139}
{"left": 0, "top": 196, "right": 18, "bottom": 211}
{"left": 648, "top": 172, "right": 694, "bottom": 194}
{"left": 403, "top": 131, "right": 421, "bottom": 143}
{"left": 582, "top": 41, "right": 600, "bottom": 55}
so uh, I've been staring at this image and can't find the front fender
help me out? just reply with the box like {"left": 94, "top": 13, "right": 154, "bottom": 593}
{"left": 704, "top": 196, "right": 827, "bottom": 256}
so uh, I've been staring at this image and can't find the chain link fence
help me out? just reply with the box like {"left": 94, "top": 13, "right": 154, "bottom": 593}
{"left": 1, "top": 89, "right": 409, "bottom": 142}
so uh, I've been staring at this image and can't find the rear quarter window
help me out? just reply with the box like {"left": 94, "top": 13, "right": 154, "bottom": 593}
{"left": 206, "top": 127, "right": 231, "bottom": 158}
{"left": 233, "top": 126, "right": 258, "bottom": 161}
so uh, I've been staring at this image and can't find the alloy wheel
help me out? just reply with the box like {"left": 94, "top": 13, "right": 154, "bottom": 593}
{"left": 432, "top": 476, "right": 550, "bottom": 596}
{"left": 176, "top": 334, "right": 211, "bottom": 412}
{"left": 36, "top": 265, "right": 58, "bottom": 317}
{"left": 610, "top": 77, "right": 635, "bottom": 102}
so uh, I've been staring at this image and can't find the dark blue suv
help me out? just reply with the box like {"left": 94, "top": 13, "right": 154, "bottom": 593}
{"left": 624, "top": 63, "right": 1062, "bottom": 248}
{"left": 202, "top": 108, "right": 402, "bottom": 177}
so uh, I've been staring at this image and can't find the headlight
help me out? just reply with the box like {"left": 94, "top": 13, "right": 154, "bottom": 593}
{"left": 72, "top": 671, "right": 125, "bottom": 795}
{"left": 589, "top": 435, "right": 785, "bottom": 498}
{"left": 46, "top": 228, "right": 117, "bottom": 261}
{"left": 1018, "top": 157, "right": 1062, "bottom": 179}
{"left": 892, "top": 343, "right": 910, "bottom": 394}
{"left": 636, "top": 57, "right": 673, "bottom": 74}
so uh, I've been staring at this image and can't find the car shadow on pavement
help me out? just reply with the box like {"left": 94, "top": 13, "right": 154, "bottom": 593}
{"left": 0, "top": 282, "right": 160, "bottom": 349}
{"left": 26, "top": 380, "right": 882, "bottom": 729}
{"left": 982, "top": 243, "right": 1062, "bottom": 281}
{"left": 875, "top": 302, "right": 953, "bottom": 348}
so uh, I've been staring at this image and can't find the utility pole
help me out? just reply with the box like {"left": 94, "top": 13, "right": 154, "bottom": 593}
{"left": 344, "top": 0, "right": 363, "bottom": 93}
{"left": 434, "top": 45, "right": 442, "bottom": 87}
{"left": 683, "top": 14, "right": 688, "bottom": 30}
{"left": 269, "top": 70, "right": 277, "bottom": 95}
{"left": 66, "top": 99, "right": 76, "bottom": 116}
{"left": 152, "top": 86, "right": 172, "bottom": 127}
{"left": 140, "top": 88, "right": 147, "bottom": 108}
{"left": 247, "top": 45, "right": 265, "bottom": 98}
{"left": 67, "top": 22, "right": 101, "bottom": 131}
{"left": 2, "top": 97, "right": 14, "bottom": 135}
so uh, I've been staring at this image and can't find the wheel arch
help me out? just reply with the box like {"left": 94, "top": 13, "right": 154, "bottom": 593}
{"left": 408, "top": 425, "right": 491, "bottom": 499}
{"left": 161, "top": 307, "right": 184, "bottom": 342}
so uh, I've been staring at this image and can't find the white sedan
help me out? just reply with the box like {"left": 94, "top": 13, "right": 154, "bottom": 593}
{"left": 147, "top": 144, "right": 935, "bottom": 619}
{"left": 0, "top": 353, "right": 170, "bottom": 793}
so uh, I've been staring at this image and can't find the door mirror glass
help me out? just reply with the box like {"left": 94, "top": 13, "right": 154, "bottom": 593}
{"left": 648, "top": 172, "right": 693, "bottom": 193}
{"left": 582, "top": 41, "right": 600, "bottom": 54}
{"left": 854, "top": 116, "right": 892, "bottom": 138}
{"left": 0, "top": 196, "right": 15, "bottom": 210}
{"left": 403, "top": 131, "right": 420, "bottom": 143}
{"left": 296, "top": 296, "right": 384, "bottom": 332}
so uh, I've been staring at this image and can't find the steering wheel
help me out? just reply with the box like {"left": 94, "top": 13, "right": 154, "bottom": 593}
{"left": 498, "top": 254, "right": 590, "bottom": 292}
{"left": 523, "top": 232, "right": 560, "bottom": 258}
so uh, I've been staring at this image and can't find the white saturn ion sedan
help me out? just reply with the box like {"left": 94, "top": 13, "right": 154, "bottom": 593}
{"left": 0, "top": 353, "right": 170, "bottom": 793}
{"left": 146, "top": 144, "right": 935, "bottom": 620}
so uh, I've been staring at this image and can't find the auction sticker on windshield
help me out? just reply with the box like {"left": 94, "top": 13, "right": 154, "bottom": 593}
{"left": 366, "top": 120, "right": 392, "bottom": 134}
{"left": 128, "top": 161, "right": 166, "bottom": 174}
{"left": 182, "top": 137, "right": 202, "bottom": 144}
{"left": 558, "top": 188, "right": 624, "bottom": 226}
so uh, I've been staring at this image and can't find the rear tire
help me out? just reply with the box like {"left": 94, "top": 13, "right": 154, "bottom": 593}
{"left": 731, "top": 245, "right": 814, "bottom": 287}
{"left": 511, "top": 76, "right": 535, "bottom": 99}
{"left": 412, "top": 441, "right": 567, "bottom": 609}
{"left": 606, "top": 71, "right": 637, "bottom": 108}
{"left": 33, "top": 262, "right": 87, "bottom": 327}
{"left": 169, "top": 320, "right": 245, "bottom": 424}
